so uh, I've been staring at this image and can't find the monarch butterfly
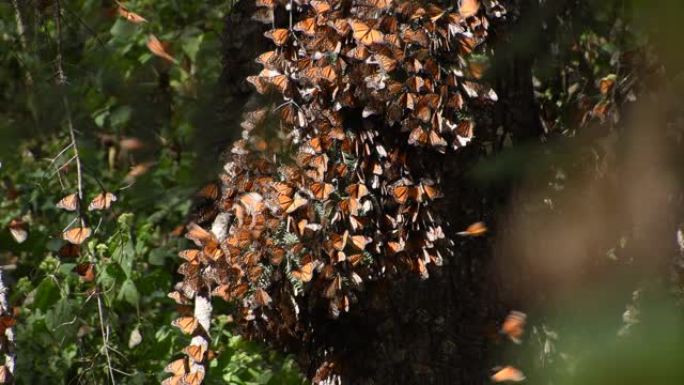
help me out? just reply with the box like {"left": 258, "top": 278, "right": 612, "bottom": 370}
{"left": 230, "top": 227, "right": 254, "bottom": 247}
{"left": 459, "top": 0, "right": 480, "bottom": 18}
{"left": 297, "top": 151, "right": 328, "bottom": 175}
{"left": 349, "top": 215, "right": 366, "bottom": 231}
{"left": 350, "top": 235, "right": 371, "bottom": 251}
{"left": 182, "top": 369, "right": 205, "bottom": 385}
{"left": 254, "top": 288, "right": 272, "bottom": 306}
{"left": 310, "top": 182, "right": 334, "bottom": 200}
{"left": 255, "top": 50, "right": 280, "bottom": 69}
{"left": 0, "top": 315, "right": 16, "bottom": 334}
{"left": 339, "top": 197, "right": 359, "bottom": 216}
{"left": 387, "top": 239, "right": 405, "bottom": 254}
{"left": 347, "top": 253, "right": 364, "bottom": 266}
{"left": 212, "top": 283, "right": 249, "bottom": 302}
{"left": 146, "top": 34, "right": 176, "bottom": 63}
{"left": 196, "top": 183, "right": 219, "bottom": 200}
{"left": 291, "top": 261, "right": 314, "bottom": 282}
{"left": 269, "top": 247, "right": 286, "bottom": 265}
{"left": 374, "top": 54, "right": 397, "bottom": 72}
{"left": 403, "top": 28, "right": 429, "bottom": 47}
{"left": 501, "top": 311, "right": 526, "bottom": 344}
{"left": 56, "top": 193, "right": 79, "bottom": 211}
{"left": 319, "top": 65, "right": 338, "bottom": 83}
{"left": 428, "top": 130, "right": 448, "bottom": 148}
{"left": 415, "top": 258, "right": 429, "bottom": 279}
{"left": 420, "top": 181, "right": 442, "bottom": 200}
{"left": 369, "top": 0, "right": 392, "bottom": 9}
{"left": 324, "top": 275, "right": 341, "bottom": 298}
{"left": 407, "top": 76, "right": 425, "bottom": 92}
{"left": 168, "top": 290, "right": 191, "bottom": 305}
{"left": 184, "top": 344, "right": 206, "bottom": 362}
{"left": 238, "top": 192, "right": 264, "bottom": 215}
{"left": 185, "top": 223, "right": 217, "bottom": 248}
{"left": 73, "top": 263, "right": 96, "bottom": 282}
{"left": 350, "top": 20, "right": 385, "bottom": 46}
{"left": 332, "top": 18, "right": 350, "bottom": 35}
{"left": 119, "top": 137, "right": 145, "bottom": 151}
{"left": 172, "top": 316, "right": 199, "bottom": 335}
{"left": 161, "top": 375, "right": 183, "bottom": 385}
{"left": 294, "top": 17, "right": 317, "bottom": 36}
{"left": 88, "top": 192, "right": 117, "bottom": 211}
{"left": 344, "top": 183, "right": 368, "bottom": 199}
{"left": 116, "top": 4, "right": 147, "bottom": 24}
{"left": 0, "top": 365, "right": 11, "bottom": 384}
{"left": 277, "top": 193, "right": 308, "bottom": 214}
{"left": 491, "top": 366, "right": 525, "bottom": 382}
{"left": 415, "top": 105, "right": 433, "bottom": 123}
{"left": 345, "top": 45, "right": 370, "bottom": 61}
{"left": 251, "top": 7, "right": 274, "bottom": 24}
{"left": 264, "top": 28, "right": 289, "bottom": 46}
{"left": 457, "top": 221, "right": 487, "bottom": 236}
{"left": 255, "top": 0, "right": 277, "bottom": 8}
{"left": 164, "top": 357, "right": 188, "bottom": 375}
{"left": 446, "top": 93, "right": 465, "bottom": 110}
{"left": 426, "top": 3, "right": 446, "bottom": 21}
{"left": 62, "top": 227, "right": 92, "bottom": 245}
{"left": 310, "top": 0, "right": 331, "bottom": 13}
{"left": 329, "top": 231, "right": 349, "bottom": 251}
{"left": 266, "top": 74, "right": 290, "bottom": 94}
{"left": 248, "top": 265, "right": 264, "bottom": 282}
{"left": 384, "top": 33, "right": 401, "bottom": 47}
{"left": 246, "top": 75, "right": 270, "bottom": 94}
{"left": 8, "top": 219, "right": 28, "bottom": 244}
{"left": 392, "top": 185, "right": 419, "bottom": 204}
{"left": 599, "top": 75, "right": 616, "bottom": 95}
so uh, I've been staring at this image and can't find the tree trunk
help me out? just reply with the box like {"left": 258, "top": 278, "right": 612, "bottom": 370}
{"left": 216, "top": 1, "right": 543, "bottom": 383}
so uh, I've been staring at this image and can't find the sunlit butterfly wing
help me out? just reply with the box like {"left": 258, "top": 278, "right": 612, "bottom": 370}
{"left": 63, "top": 227, "right": 92, "bottom": 245}
{"left": 88, "top": 192, "right": 117, "bottom": 211}
{"left": 491, "top": 366, "right": 525, "bottom": 382}
{"left": 56, "top": 193, "right": 79, "bottom": 211}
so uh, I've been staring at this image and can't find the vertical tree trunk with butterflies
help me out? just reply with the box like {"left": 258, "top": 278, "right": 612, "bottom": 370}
{"left": 178, "top": 0, "right": 539, "bottom": 384}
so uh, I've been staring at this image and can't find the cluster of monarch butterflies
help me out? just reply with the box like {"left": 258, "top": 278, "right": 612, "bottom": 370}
{"left": 54, "top": 192, "right": 118, "bottom": 282}
{"left": 167, "top": 0, "right": 505, "bottom": 382}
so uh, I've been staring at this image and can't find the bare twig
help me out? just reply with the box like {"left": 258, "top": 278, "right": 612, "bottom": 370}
{"left": 48, "top": 142, "right": 75, "bottom": 165}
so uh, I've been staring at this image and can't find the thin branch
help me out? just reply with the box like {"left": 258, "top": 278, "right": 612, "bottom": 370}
{"left": 11, "top": 0, "right": 33, "bottom": 86}
{"left": 48, "top": 142, "right": 74, "bottom": 165}
{"left": 96, "top": 292, "right": 117, "bottom": 385}
{"left": 54, "top": 2, "right": 116, "bottom": 384}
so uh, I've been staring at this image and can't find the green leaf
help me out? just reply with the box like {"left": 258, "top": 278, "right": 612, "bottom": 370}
{"left": 118, "top": 279, "right": 140, "bottom": 306}
{"left": 117, "top": 212, "right": 135, "bottom": 228}
{"left": 182, "top": 32, "right": 203, "bottom": 62}
{"left": 33, "top": 278, "right": 61, "bottom": 312}
{"left": 110, "top": 19, "right": 138, "bottom": 40}
{"left": 109, "top": 105, "right": 132, "bottom": 128}
{"left": 148, "top": 248, "right": 169, "bottom": 266}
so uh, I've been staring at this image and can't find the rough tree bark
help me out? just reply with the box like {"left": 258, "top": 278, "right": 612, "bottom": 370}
{"left": 216, "top": 1, "right": 546, "bottom": 383}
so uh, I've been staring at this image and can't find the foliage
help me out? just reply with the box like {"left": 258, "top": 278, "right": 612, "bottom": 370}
{"left": 0, "top": 0, "right": 303, "bottom": 384}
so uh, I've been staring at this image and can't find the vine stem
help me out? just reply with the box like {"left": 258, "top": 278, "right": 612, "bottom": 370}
{"left": 54, "top": 2, "right": 116, "bottom": 385}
